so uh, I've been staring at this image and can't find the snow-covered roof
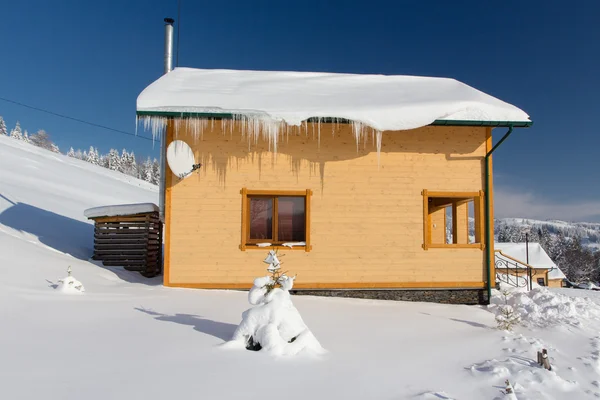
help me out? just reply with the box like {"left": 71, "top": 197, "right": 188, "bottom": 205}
{"left": 495, "top": 242, "right": 558, "bottom": 271}
{"left": 84, "top": 203, "right": 159, "bottom": 219}
{"left": 136, "top": 68, "right": 531, "bottom": 132}
{"left": 548, "top": 267, "right": 567, "bottom": 280}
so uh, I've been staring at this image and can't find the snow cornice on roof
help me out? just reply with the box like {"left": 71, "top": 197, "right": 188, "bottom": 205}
{"left": 136, "top": 68, "right": 532, "bottom": 132}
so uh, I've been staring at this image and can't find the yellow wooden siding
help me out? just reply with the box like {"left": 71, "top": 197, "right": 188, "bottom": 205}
{"left": 453, "top": 202, "right": 469, "bottom": 244}
{"left": 547, "top": 279, "right": 563, "bottom": 288}
{"left": 430, "top": 207, "right": 446, "bottom": 244}
{"left": 165, "top": 123, "right": 488, "bottom": 287}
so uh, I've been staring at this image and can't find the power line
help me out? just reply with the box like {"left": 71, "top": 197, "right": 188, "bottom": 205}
{"left": 0, "top": 96, "right": 155, "bottom": 142}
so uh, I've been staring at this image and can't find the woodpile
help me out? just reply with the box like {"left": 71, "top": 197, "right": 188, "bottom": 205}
{"left": 88, "top": 212, "right": 162, "bottom": 277}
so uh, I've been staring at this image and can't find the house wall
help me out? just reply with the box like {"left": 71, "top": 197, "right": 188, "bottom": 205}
{"left": 164, "top": 121, "right": 488, "bottom": 289}
{"left": 547, "top": 278, "right": 564, "bottom": 288}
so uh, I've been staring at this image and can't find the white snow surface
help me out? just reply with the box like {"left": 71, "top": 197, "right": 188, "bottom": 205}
{"left": 3, "top": 135, "right": 600, "bottom": 400}
{"left": 84, "top": 203, "right": 159, "bottom": 219}
{"left": 137, "top": 68, "right": 530, "bottom": 132}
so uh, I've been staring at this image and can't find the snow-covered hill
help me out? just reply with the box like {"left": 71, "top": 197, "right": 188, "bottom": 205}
{"left": 496, "top": 218, "right": 600, "bottom": 250}
{"left": 2, "top": 134, "right": 600, "bottom": 400}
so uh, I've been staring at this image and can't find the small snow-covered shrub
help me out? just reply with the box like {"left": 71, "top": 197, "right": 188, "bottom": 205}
{"left": 226, "top": 250, "right": 325, "bottom": 356}
{"left": 57, "top": 266, "right": 85, "bottom": 294}
{"left": 495, "top": 290, "right": 521, "bottom": 331}
{"left": 490, "top": 286, "right": 600, "bottom": 328}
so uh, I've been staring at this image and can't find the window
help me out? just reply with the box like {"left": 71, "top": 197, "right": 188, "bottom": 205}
{"left": 422, "top": 190, "right": 484, "bottom": 250}
{"left": 240, "top": 189, "right": 312, "bottom": 251}
{"left": 537, "top": 278, "right": 546, "bottom": 286}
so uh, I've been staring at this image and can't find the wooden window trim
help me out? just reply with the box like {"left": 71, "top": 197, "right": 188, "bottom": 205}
{"left": 422, "top": 189, "right": 484, "bottom": 250}
{"left": 240, "top": 188, "right": 312, "bottom": 252}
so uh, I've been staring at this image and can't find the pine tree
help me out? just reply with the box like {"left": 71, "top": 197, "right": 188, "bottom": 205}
{"left": 107, "top": 149, "right": 121, "bottom": 171}
{"left": 100, "top": 154, "right": 109, "bottom": 168}
{"left": 151, "top": 159, "right": 160, "bottom": 185}
{"left": 10, "top": 121, "right": 23, "bottom": 140}
{"left": 142, "top": 157, "right": 153, "bottom": 183}
{"left": 86, "top": 146, "right": 99, "bottom": 165}
{"left": 75, "top": 149, "right": 83, "bottom": 160}
{"left": 50, "top": 143, "right": 60, "bottom": 153}
{"left": 23, "top": 129, "right": 31, "bottom": 143}
{"left": 128, "top": 151, "right": 138, "bottom": 177}
{"left": 120, "top": 149, "right": 137, "bottom": 177}
{"left": 67, "top": 147, "right": 76, "bottom": 158}
{"left": 0, "top": 116, "right": 7, "bottom": 136}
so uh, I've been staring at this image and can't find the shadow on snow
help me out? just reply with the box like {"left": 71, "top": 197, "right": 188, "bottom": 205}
{"left": 135, "top": 307, "right": 237, "bottom": 341}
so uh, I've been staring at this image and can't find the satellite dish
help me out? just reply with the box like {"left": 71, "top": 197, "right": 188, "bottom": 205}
{"left": 166, "top": 140, "right": 199, "bottom": 179}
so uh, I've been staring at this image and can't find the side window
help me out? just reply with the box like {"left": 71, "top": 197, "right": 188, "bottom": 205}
{"left": 537, "top": 278, "right": 546, "bottom": 286}
{"left": 240, "top": 189, "right": 312, "bottom": 251}
{"left": 422, "top": 190, "right": 484, "bottom": 250}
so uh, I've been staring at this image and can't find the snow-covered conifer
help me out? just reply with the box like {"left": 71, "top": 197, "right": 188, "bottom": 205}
{"left": 67, "top": 147, "right": 76, "bottom": 158}
{"left": 10, "top": 121, "right": 23, "bottom": 140}
{"left": 142, "top": 157, "right": 153, "bottom": 183}
{"left": 151, "top": 159, "right": 160, "bottom": 185}
{"left": 86, "top": 146, "right": 99, "bottom": 165}
{"left": 107, "top": 149, "right": 121, "bottom": 171}
{"left": 226, "top": 250, "right": 325, "bottom": 355}
{"left": 57, "top": 266, "right": 85, "bottom": 294}
{"left": 495, "top": 290, "right": 521, "bottom": 331}
{"left": 0, "top": 116, "right": 7, "bottom": 136}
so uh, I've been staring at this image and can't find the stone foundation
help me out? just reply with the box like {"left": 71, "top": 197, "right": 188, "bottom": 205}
{"left": 290, "top": 288, "right": 489, "bottom": 305}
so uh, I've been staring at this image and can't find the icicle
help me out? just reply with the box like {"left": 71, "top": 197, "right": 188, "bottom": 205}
{"left": 351, "top": 121, "right": 364, "bottom": 152}
{"left": 317, "top": 118, "right": 321, "bottom": 149}
{"left": 376, "top": 130, "right": 382, "bottom": 168}
{"left": 140, "top": 115, "right": 167, "bottom": 142}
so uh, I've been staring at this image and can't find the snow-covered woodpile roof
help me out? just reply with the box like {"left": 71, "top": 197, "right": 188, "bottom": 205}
{"left": 84, "top": 203, "right": 159, "bottom": 219}
{"left": 136, "top": 68, "right": 531, "bottom": 132}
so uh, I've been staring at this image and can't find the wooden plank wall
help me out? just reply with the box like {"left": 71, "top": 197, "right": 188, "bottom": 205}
{"left": 92, "top": 212, "right": 162, "bottom": 277}
{"left": 164, "top": 123, "right": 488, "bottom": 289}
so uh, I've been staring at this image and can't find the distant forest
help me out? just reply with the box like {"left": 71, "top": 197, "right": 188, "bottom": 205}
{"left": 0, "top": 116, "right": 159, "bottom": 185}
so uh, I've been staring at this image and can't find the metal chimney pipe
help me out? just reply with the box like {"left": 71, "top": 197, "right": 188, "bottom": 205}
{"left": 163, "top": 18, "right": 174, "bottom": 74}
{"left": 159, "top": 17, "right": 174, "bottom": 223}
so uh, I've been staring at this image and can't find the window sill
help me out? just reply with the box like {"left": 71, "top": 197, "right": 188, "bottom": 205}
{"left": 240, "top": 244, "right": 311, "bottom": 252}
{"left": 423, "top": 243, "right": 484, "bottom": 250}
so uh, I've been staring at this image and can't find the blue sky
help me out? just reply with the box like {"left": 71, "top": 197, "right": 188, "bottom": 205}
{"left": 1, "top": 1, "right": 599, "bottom": 221}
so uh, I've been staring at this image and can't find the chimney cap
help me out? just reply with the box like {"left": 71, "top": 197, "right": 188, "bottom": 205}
{"left": 164, "top": 17, "right": 175, "bottom": 24}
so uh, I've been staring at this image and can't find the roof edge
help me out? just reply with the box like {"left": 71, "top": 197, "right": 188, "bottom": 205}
{"left": 136, "top": 110, "right": 533, "bottom": 128}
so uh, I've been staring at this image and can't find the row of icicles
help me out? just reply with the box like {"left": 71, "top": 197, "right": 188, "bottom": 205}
{"left": 139, "top": 114, "right": 383, "bottom": 163}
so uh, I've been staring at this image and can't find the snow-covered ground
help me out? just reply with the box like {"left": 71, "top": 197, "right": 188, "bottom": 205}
{"left": 1, "top": 134, "right": 600, "bottom": 399}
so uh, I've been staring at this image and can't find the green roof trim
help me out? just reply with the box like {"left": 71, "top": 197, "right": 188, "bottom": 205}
{"left": 136, "top": 110, "right": 533, "bottom": 128}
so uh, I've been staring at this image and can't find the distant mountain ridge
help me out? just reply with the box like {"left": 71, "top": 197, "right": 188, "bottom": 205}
{"left": 494, "top": 218, "right": 600, "bottom": 250}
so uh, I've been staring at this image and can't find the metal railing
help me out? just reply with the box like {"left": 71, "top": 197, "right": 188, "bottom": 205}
{"left": 495, "top": 250, "right": 537, "bottom": 290}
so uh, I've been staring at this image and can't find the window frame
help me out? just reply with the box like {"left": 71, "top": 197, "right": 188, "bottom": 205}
{"left": 240, "top": 188, "right": 312, "bottom": 251}
{"left": 422, "top": 190, "right": 484, "bottom": 250}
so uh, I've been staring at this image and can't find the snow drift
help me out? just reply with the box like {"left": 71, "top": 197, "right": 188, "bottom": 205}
{"left": 490, "top": 287, "right": 600, "bottom": 328}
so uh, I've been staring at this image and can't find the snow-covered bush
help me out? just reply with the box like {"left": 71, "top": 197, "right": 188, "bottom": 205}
{"left": 57, "top": 266, "right": 85, "bottom": 294}
{"left": 490, "top": 286, "right": 600, "bottom": 328}
{"left": 226, "top": 251, "right": 325, "bottom": 356}
{"left": 495, "top": 290, "right": 521, "bottom": 331}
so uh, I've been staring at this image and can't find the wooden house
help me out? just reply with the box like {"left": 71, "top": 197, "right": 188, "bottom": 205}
{"left": 495, "top": 242, "right": 565, "bottom": 288}
{"left": 136, "top": 68, "right": 531, "bottom": 304}
{"left": 494, "top": 242, "right": 566, "bottom": 287}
